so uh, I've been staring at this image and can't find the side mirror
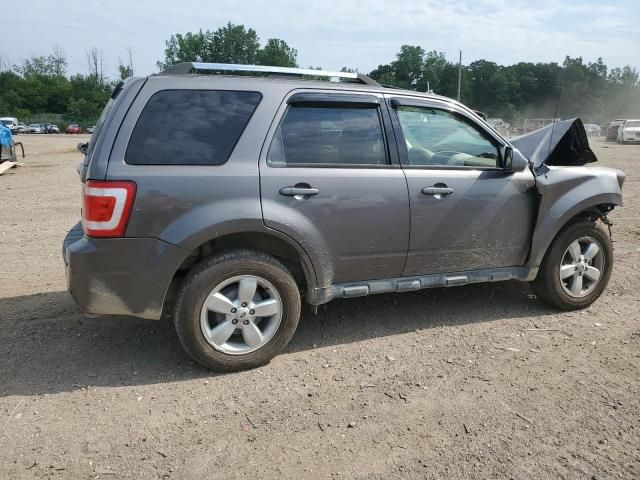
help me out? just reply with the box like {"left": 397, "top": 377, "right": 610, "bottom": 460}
{"left": 502, "top": 146, "right": 513, "bottom": 171}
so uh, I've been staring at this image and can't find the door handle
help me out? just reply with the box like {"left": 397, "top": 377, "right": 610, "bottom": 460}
{"left": 422, "top": 186, "right": 454, "bottom": 196}
{"left": 279, "top": 186, "right": 320, "bottom": 197}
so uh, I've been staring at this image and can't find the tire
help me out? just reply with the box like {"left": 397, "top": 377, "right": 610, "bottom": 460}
{"left": 532, "top": 220, "right": 612, "bottom": 310}
{"left": 174, "top": 249, "right": 301, "bottom": 371}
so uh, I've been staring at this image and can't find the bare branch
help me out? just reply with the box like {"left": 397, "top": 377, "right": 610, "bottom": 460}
{"left": 86, "top": 47, "right": 105, "bottom": 84}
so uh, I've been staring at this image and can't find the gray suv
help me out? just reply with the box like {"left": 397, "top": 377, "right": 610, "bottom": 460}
{"left": 63, "top": 63, "right": 625, "bottom": 371}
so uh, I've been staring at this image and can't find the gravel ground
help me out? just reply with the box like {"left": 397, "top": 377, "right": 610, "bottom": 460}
{"left": 1, "top": 134, "right": 639, "bottom": 479}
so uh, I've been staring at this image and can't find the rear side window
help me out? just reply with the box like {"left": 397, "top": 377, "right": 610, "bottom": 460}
{"left": 268, "top": 105, "right": 388, "bottom": 167}
{"left": 126, "top": 90, "right": 261, "bottom": 165}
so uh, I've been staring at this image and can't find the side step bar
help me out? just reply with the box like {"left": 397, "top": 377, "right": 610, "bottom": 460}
{"left": 306, "top": 266, "right": 537, "bottom": 305}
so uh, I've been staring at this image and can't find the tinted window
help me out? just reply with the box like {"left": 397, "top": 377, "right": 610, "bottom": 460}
{"left": 268, "top": 105, "right": 387, "bottom": 166}
{"left": 396, "top": 106, "right": 499, "bottom": 167}
{"left": 126, "top": 90, "right": 261, "bottom": 165}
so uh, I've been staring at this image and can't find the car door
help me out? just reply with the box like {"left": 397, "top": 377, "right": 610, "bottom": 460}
{"left": 387, "top": 96, "right": 537, "bottom": 276}
{"left": 260, "top": 91, "right": 410, "bottom": 285}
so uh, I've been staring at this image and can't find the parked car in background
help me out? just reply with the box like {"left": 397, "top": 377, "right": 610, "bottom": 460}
{"left": 606, "top": 119, "right": 625, "bottom": 142}
{"left": 87, "top": 125, "right": 96, "bottom": 134}
{"left": 63, "top": 63, "right": 624, "bottom": 372}
{"left": 583, "top": 124, "right": 601, "bottom": 137}
{"left": 617, "top": 119, "right": 640, "bottom": 144}
{"left": 16, "top": 123, "right": 27, "bottom": 134}
{"left": 49, "top": 124, "right": 60, "bottom": 133}
{"left": 66, "top": 124, "right": 83, "bottom": 134}
{"left": 0, "top": 117, "right": 19, "bottom": 133}
{"left": 27, "top": 123, "right": 44, "bottom": 134}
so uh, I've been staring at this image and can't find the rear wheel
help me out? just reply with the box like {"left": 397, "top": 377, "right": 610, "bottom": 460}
{"left": 532, "top": 220, "right": 612, "bottom": 310}
{"left": 174, "top": 250, "right": 301, "bottom": 371}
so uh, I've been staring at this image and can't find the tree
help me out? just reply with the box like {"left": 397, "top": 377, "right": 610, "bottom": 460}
{"left": 208, "top": 23, "right": 260, "bottom": 64}
{"left": 14, "top": 47, "right": 67, "bottom": 78}
{"left": 159, "top": 23, "right": 298, "bottom": 70}
{"left": 50, "top": 45, "right": 67, "bottom": 76}
{"left": 158, "top": 31, "right": 207, "bottom": 69}
{"left": 256, "top": 39, "right": 297, "bottom": 67}
{"left": 2, "top": 35, "right": 639, "bottom": 129}
{"left": 369, "top": 63, "right": 397, "bottom": 85}
{"left": 86, "top": 47, "right": 105, "bottom": 85}
{"left": 418, "top": 51, "right": 451, "bottom": 93}
{"left": 0, "top": 53, "right": 9, "bottom": 72}
{"left": 118, "top": 47, "right": 134, "bottom": 80}
{"left": 392, "top": 45, "right": 425, "bottom": 89}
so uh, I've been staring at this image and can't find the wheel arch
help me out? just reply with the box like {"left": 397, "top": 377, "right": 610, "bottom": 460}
{"left": 528, "top": 166, "right": 623, "bottom": 269}
{"left": 529, "top": 198, "right": 618, "bottom": 268}
{"left": 165, "top": 228, "right": 320, "bottom": 305}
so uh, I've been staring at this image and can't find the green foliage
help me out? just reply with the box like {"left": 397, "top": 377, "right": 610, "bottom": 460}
{"left": 159, "top": 23, "right": 297, "bottom": 70}
{"left": 14, "top": 53, "right": 67, "bottom": 78}
{"left": 2, "top": 28, "right": 639, "bottom": 129}
{"left": 158, "top": 30, "right": 208, "bottom": 69}
{"left": 369, "top": 47, "right": 640, "bottom": 124}
{"left": 0, "top": 63, "right": 111, "bottom": 128}
{"left": 118, "top": 63, "right": 134, "bottom": 80}
{"left": 256, "top": 39, "right": 297, "bottom": 68}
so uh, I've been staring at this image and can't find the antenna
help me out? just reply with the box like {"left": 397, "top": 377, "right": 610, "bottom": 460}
{"left": 547, "top": 86, "right": 562, "bottom": 160}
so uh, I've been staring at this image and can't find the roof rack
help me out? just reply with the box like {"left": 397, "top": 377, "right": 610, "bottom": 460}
{"left": 161, "top": 62, "right": 380, "bottom": 86}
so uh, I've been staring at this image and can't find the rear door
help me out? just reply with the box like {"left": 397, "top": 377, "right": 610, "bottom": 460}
{"left": 259, "top": 91, "right": 410, "bottom": 285}
{"left": 387, "top": 96, "right": 537, "bottom": 276}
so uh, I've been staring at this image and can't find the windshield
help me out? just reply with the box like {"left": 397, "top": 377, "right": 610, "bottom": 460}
{"left": 28, "top": 124, "right": 39, "bottom": 127}
{"left": 625, "top": 121, "right": 640, "bottom": 128}
{"left": 0, "top": 120, "right": 10, "bottom": 126}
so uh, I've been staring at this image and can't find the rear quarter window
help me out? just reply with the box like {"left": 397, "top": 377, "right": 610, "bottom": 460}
{"left": 125, "top": 90, "right": 261, "bottom": 165}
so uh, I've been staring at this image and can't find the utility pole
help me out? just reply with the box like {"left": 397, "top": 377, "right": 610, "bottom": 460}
{"left": 457, "top": 50, "right": 462, "bottom": 101}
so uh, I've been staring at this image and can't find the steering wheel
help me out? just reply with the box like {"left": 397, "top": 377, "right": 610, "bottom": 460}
{"left": 427, "top": 150, "right": 461, "bottom": 165}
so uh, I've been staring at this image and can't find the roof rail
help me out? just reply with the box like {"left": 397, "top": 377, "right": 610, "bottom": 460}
{"left": 160, "top": 62, "right": 380, "bottom": 86}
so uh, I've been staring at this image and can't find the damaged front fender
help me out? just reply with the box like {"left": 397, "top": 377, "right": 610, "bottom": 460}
{"left": 528, "top": 166, "right": 624, "bottom": 268}
{"left": 511, "top": 117, "right": 624, "bottom": 268}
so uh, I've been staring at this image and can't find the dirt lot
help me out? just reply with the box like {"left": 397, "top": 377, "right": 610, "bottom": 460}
{"left": 1, "top": 134, "right": 639, "bottom": 479}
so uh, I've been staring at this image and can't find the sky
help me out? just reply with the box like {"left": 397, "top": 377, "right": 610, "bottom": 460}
{"left": 7, "top": 0, "right": 640, "bottom": 79}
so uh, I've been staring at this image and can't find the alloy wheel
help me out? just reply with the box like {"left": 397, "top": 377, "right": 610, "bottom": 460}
{"left": 200, "top": 275, "right": 282, "bottom": 355}
{"left": 559, "top": 236, "right": 605, "bottom": 298}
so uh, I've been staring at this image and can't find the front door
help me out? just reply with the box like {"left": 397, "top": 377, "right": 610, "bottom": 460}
{"left": 388, "top": 97, "right": 537, "bottom": 276}
{"left": 260, "top": 92, "right": 410, "bottom": 285}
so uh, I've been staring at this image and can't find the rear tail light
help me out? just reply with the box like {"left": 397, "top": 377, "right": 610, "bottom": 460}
{"left": 82, "top": 180, "right": 136, "bottom": 238}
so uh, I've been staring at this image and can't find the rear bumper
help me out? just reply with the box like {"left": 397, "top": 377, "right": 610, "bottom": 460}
{"left": 63, "top": 223, "right": 190, "bottom": 320}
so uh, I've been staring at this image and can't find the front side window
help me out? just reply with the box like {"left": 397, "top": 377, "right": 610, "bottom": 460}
{"left": 396, "top": 106, "right": 500, "bottom": 168}
{"left": 126, "top": 90, "right": 261, "bottom": 166}
{"left": 268, "top": 105, "right": 387, "bottom": 167}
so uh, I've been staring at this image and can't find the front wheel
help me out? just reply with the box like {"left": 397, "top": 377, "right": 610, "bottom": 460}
{"left": 174, "top": 250, "right": 301, "bottom": 371}
{"left": 532, "top": 220, "right": 613, "bottom": 310}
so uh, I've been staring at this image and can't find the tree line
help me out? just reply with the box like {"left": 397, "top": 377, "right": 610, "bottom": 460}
{"left": 1, "top": 22, "right": 638, "bottom": 127}
{"left": 369, "top": 47, "right": 639, "bottom": 123}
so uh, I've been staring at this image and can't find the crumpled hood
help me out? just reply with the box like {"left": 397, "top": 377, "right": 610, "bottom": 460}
{"left": 510, "top": 118, "right": 597, "bottom": 170}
